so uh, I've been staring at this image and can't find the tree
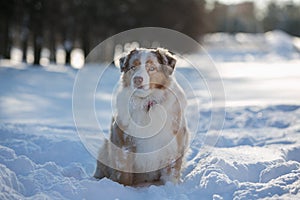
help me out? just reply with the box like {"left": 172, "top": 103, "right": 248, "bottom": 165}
{"left": 27, "top": 0, "right": 45, "bottom": 65}
{"left": 263, "top": 2, "right": 300, "bottom": 37}
{"left": 0, "top": 0, "right": 207, "bottom": 64}
{"left": 263, "top": 2, "right": 283, "bottom": 31}
{"left": 0, "top": 1, "right": 15, "bottom": 59}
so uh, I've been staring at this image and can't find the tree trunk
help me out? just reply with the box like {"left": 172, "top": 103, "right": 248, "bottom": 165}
{"left": 49, "top": 35, "right": 56, "bottom": 63}
{"left": 33, "top": 33, "right": 42, "bottom": 65}
{"left": 64, "top": 40, "right": 72, "bottom": 65}
{"left": 3, "top": 19, "right": 11, "bottom": 59}
{"left": 21, "top": 29, "right": 29, "bottom": 62}
{"left": 21, "top": 38, "right": 27, "bottom": 62}
{"left": 82, "top": 36, "right": 90, "bottom": 58}
{"left": 65, "top": 49, "right": 71, "bottom": 65}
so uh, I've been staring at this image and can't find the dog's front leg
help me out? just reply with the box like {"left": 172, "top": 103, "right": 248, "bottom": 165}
{"left": 94, "top": 141, "right": 110, "bottom": 179}
{"left": 94, "top": 160, "right": 107, "bottom": 179}
{"left": 110, "top": 118, "right": 136, "bottom": 185}
{"left": 117, "top": 148, "right": 135, "bottom": 185}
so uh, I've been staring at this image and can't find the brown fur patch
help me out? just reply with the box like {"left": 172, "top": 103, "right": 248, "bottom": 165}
{"left": 172, "top": 156, "right": 183, "bottom": 180}
{"left": 121, "top": 70, "right": 132, "bottom": 87}
{"left": 171, "top": 96, "right": 183, "bottom": 135}
{"left": 110, "top": 118, "right": 125, "bottom": 147}
{"left": 132, "top": 59, "right": 141, "bottom": 67}
{"left": 110, "top": 118, "right": 135, "bottom": 152}
{"left": 149, "top": 70, "right": 170, "bottom": 89}
{"left": 153, "top": 50, "right": 176, "bottom": 75}
{"left": 146, "top": 59, "right": 154, "bottom": 65}
{"left": 121, "top": 49, "right": 138, "bottom": 73}
{"left": 154, "top": 51, "right": 165, "bottom": 65}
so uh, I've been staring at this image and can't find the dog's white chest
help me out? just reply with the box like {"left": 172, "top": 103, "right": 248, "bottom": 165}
{"left": 128, "top": 101, "right": 175, "bottom": 154}
{"left": 127, "top": 99, "right": 167, "bottom": 137}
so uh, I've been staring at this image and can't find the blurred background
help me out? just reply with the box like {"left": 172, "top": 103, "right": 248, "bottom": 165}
{"left": 0, "top": 0, "right": 300, "bottom": 68}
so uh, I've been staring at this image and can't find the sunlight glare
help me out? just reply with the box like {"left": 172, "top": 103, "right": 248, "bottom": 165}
{"left": 71, "top": 48, "right": 85, "bottom": 69}
{"left": 56, "top": 48, "right": 66, "bottom": 65}
{"left": 10, "top": 47, "right": 22, "bottom": 63}
{"left": 40, "top": 48, "right": 50, "bottom": 66}
{"left": 26, "top": 47, "right": 34, "bottom": 64}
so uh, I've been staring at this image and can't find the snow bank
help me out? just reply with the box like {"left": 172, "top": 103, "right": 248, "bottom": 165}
{"left": 203, "top": 30, "right": 300, "bottom": 62}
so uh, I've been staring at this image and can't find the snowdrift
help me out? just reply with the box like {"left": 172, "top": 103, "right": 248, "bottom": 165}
{"left": 203, "top": 30, "right": 300, "bottom": 62}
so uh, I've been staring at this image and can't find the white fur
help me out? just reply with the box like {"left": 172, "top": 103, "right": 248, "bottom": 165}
{"left": 116, "top": 78, "right": 187, "bottom": 175}
{"left": 131, "top": 68, "right": 150, "bottom": 97}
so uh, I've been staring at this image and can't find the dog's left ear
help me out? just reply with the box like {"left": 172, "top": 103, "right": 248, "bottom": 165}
{"left": 119, "top": 49, "right": 138, "bottom": 73}
{"left": 119, "top": 56, "right": 126, "bottom": 72}
{"left": 155, "top": 49, "right": 177, "bottom": 75}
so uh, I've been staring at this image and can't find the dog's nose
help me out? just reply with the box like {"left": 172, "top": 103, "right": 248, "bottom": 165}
{"left": 134, "top": 76, "right": 143, "bottom": 86}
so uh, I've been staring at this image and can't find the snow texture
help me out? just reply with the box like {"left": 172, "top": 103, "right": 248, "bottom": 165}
{"left": 0, "top": 31, "right": 300, "bottom": 199}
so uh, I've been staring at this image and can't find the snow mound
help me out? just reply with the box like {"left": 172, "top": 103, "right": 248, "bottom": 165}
{"left": 203, "top": 30, "right": 300, "bottom": 62}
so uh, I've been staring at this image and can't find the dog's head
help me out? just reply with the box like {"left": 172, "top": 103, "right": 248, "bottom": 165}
{"left": 119, "top": 48, "right": 176, "bottom": 97}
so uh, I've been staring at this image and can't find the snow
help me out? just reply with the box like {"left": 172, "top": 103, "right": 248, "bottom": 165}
{"left": 1, "top": 30, "right": 300, "bottom": 199}
{"left": 203, "top": 30, "right": 300, "bottom": 62}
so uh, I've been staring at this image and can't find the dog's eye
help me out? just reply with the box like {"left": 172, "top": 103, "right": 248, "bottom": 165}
{"left": 149, "top": 66, "right": 155, "bottom": 71}
{"left": 131, "top": 66, "right": 136, "bottom": 70}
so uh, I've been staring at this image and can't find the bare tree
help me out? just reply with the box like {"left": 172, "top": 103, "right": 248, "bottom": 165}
{"left": 0, "top": 1, "right": 15, "bottom": 59}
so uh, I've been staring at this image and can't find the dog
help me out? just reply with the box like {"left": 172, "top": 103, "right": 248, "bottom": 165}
{"left": 94, "top": 48, "right": 189, "bottom": 186}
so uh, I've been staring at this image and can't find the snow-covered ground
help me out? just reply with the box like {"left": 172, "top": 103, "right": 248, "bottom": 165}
{"left": 1, "top": 31, "right": 300, "bottom": 199}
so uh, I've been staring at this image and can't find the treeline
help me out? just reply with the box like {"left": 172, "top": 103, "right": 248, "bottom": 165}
{"left": 1, "top": 0, "right": 300, "bottom": 66}
{"left": 206, "top": 1, "right": 300, "bottom": 36}
{"left": 263, "top": 2, "right": 300, "bottom": 37}
{"left": 0, "top": 0, "right": 206, "bottom": 65}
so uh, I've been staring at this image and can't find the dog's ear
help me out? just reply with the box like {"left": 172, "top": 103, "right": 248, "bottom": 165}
{"left": 119, "top": 49, "right": 138, "bottom": 73}
{"left": 165, "top": 53, "right": 176, "bottom": 70}
{"left": 119, "top": 56, "right": 126, "bottom": 72}
{"left": 155, "top": 48, "right": 177, "bottom": 75}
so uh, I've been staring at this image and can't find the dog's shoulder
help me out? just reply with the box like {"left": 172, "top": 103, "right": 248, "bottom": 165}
{"left": 115, "top": 86, "right": 131, "bottom": 127}
{"left": 167, "top": 79, "right": 187, "bottom": 108}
